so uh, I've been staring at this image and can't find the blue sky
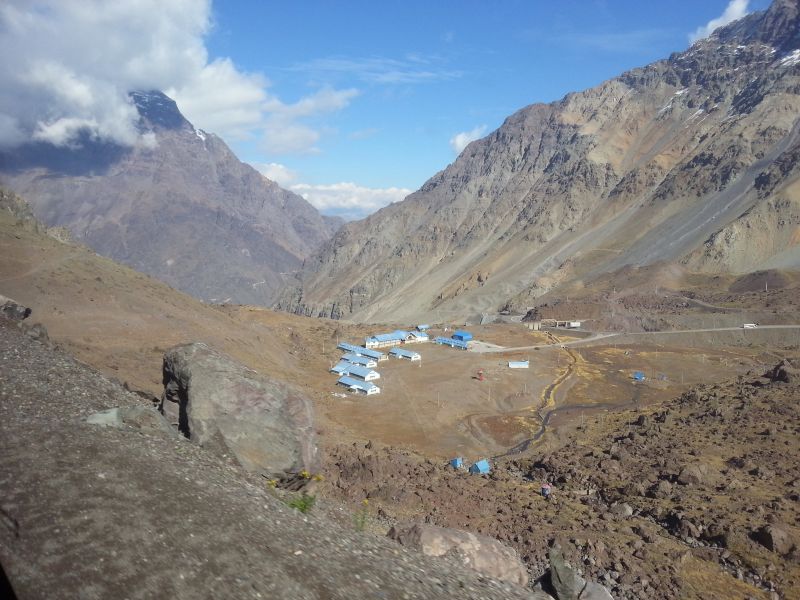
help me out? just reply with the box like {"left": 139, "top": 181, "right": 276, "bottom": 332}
{"left": 0, "top": 0, "right": 772, "bottom": 219}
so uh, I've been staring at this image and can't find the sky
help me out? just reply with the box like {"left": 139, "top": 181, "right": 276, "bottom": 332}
{"left": 0, "top": 0, "right": 772, "bottom": 219}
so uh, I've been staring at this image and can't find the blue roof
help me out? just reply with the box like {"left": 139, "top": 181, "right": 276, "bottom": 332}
{"left": 342, "top": 353, "right": 375, "bottom": 366}
{"left": 337, "top": 342, "right": 385, "bottom": 360}
{"left": 453, "top": 330, "right": 473, "bottom": 341}
{"left": 337, "top": 376, "right": 379, "bottom": 391}
{"left": 390, "top": 348, "right": 421, "bottom": 359}
{"left": 633, "top": 371, "right": 646, "bottom": 380}
{"left": 331, "top": 361, "right": 352, "bottom": 374}
{"left": 346, "top": 364, "right": 380, "bottom": 379}
{"left": 434, "top": 336, "right": 468, "bottom": 349}
{"left": 417, "top": 324, "right": 430, "bottom": 330}
{"left": 369, "top": 330, "right": 409, "bottom": 343}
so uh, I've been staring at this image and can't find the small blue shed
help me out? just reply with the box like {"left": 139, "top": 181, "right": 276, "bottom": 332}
{"left": 633, "top": 371, "right": 646, "bottom": 381}
{"left": 469, "top": 459, "right": 491, "bottom": 474}
{"left": 450, "top": 457, "right": 463, "bottom": 469}
{"left": 453, "top": 330, "right": 473, "bottom": 342}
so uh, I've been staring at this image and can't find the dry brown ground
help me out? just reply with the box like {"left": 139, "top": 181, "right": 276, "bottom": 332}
{"left": 0, "top": 211, "right": 775, "bottom": 461}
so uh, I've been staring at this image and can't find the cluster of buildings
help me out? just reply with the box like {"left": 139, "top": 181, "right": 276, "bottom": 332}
{"left": 331, "top": 330, "right": 426, "bottom": 395}
{"left": 330, "top": 326, "right": 479, "bottom": 395}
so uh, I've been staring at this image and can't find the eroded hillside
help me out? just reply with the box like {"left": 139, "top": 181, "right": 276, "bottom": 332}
{"left": 277, "top": 0, "right": 800, "bottom": 324}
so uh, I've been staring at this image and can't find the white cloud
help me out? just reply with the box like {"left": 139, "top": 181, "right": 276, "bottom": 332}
{"left": 290, "top": 182, "right": 411, "bottom": 220}
{"left": 0, "top": 0, "right": 356, "bottom": 153}
{"left": 253, "top": 162, "right": 298, "bottom": 187}
{"left": 292, "top": 56, "right": 463, "bottom": 85}
{"left": 449, "top": 125, "right": 487, "bottom": 154}
{"left": 689, "top": 0, "right": 750, "bottom": 43}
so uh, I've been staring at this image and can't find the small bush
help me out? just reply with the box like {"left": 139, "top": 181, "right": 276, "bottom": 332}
{"left": 285, "top": 493, "right": 316, "bottom": 513}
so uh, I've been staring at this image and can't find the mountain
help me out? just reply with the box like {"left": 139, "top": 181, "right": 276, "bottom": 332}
{"left": 0, "top": 91, "right": 341, "bottom": 305}
{"left": 276, "top": 0, "right": 800, "bottom": 323}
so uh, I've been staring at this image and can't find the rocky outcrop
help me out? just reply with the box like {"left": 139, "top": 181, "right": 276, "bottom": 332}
{"left": 0, "top": 92, "right": 341, "bottom": 306}
{"left": 277, "top": 0, "right": 800, "bottom": 323}
{"left": 160, "top": 342, "right": 317, "bottom": 475}
{"left": 0, "top": 294, "right": 31, "bottom": 321}
{"left": 388, "top": 523, "right": 530, "bottom": 587}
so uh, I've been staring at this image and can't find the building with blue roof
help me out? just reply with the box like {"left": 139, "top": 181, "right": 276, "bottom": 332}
{"left": 452, "top": 330, "right": 473, "bottom": 342}
{"left": 345, "top": 364, "right": 380, "bottom": 381}
{"left": 337, "top": 342, "right": 387, "bottom": 361}
{"left": 469, "top": 459, "right": 491, "bottom": 474}
{"left": 330, "top": 361, "right": 353, "bottom": 375}
{"left": 389, "top": 347, "right": 421, "bottom": 361}
{"left": 337, "top": 376, "right": 381, "bottom": 395}
{"left": 342, "top": 353, "right": 378, "bottom": 368}
{"left": 434, "top": 336, "right": 469, "bottom": 350}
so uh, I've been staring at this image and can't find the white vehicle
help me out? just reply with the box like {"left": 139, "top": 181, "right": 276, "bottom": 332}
{"left": 742, "top": 323, "right": 758, "bottom": 329}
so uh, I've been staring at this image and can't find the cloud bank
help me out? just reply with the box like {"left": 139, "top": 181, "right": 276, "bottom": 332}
{"left": 0, "top": 0, "right": 356, "bottom": 153}
{"left": 449, "top": 125, "right": 487, "bottom": 155}
{"left": 291, "top": 182, "right": 411, "bottom": 221}
{"left": 689, "top": 0, "right": 750, "bottom": 43}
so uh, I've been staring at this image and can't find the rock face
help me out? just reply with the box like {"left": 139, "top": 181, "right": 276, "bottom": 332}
{"left": 160, "top": 342, "right": 317, "bottom": 475}
{"left": 388, "top": 523, "right": 529, "bottom": 587}
{"left": 0, "top": 92, "right": 341, "bottom": 305}
{"left": 277, "top": 0, "right": 800, "bottom": 323}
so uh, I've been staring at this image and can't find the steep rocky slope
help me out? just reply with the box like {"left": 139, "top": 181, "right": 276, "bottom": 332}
{"left": 0, "top": 317, "right": 538, "bottom": 600}
{"left": 0, "top": 91, "right": 341, "bottom": 305}
{"left": 277, "top": 0, "right": 800, "bottom": 323}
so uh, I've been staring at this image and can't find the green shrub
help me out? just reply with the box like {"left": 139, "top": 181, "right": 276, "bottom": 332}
{"left": 285, "top": 493, "right": 316, "bottom": 513}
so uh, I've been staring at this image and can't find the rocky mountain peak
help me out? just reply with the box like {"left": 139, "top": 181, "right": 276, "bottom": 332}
{"left": 129, "top": 90, "right": 190, "bottom": 131}
{"left": 709, "top": 0, "right": 799, "bottom": 49}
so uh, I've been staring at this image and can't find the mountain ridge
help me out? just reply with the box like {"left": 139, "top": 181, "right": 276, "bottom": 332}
{"left": 276, "top": 0, "right": 800, "bottom": 323}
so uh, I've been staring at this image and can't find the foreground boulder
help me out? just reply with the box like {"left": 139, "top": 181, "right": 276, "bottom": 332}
{"left": 388, "top": 523, "right": 530, "bottom": 587}
{"left": 0, "top": 294, "right": 31, "bottom": 321}
{"left": 160, "top": 342, "right": 317, "bottom": 475}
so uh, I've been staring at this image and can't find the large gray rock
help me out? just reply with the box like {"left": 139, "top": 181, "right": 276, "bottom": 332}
{"left": 752, "top": 523, "right": 796, "bottom": 555}
{"left": 548, "top": 544, "right": 614, "bottom": 600}
{"left": 0, "top": 294, "right": 31, "bottom": 321}
{"left": 388, "top": 523, "right": 529, "bottom": 587}
{"left": 160, "top": 342, "right": 317, "bottom": 475}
